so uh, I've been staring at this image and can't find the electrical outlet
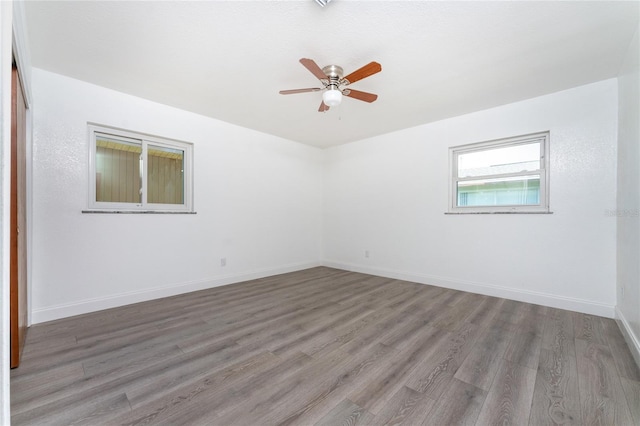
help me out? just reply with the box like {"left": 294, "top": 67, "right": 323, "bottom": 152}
{"left": 220, "top": 258, "right": 226, "bottom": 267}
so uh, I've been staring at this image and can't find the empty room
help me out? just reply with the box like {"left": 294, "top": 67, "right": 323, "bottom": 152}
{"left": 1, "top": 0, "right": 639, "bottom": 424}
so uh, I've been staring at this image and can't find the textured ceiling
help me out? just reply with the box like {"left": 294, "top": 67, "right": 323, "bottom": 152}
{"left": 24, "top": 1, "right": 639, "bottom": 148}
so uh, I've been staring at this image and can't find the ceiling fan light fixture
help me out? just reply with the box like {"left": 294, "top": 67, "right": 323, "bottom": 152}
{"left": 314, "top": 0, "right": 332, "bottom": 7}
{"left": 322, "top": 89, "right": 342, "bottom": 107}
{"left": 280, "top": 58, "right": 381, "bottom": 112}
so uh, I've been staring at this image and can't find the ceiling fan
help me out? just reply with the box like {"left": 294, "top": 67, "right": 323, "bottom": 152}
{"left": 279, "top": 58, "right": 382, "bottom": 112}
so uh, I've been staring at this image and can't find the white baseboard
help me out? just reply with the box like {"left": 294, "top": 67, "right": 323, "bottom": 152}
{"left": 615, "top": 307, "right": 640, "bottom": 369}
{"left": 31, "top": 261, "right": 321, "bottom": 324}
{"left": 323, "top": 260, "right": 616, "bottom": 318}
{"left": 32, "top": 259, "right": 618, "bottom": 324}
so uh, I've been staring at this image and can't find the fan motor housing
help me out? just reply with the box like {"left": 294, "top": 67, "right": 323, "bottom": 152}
{"left": 322, "top": 65, "right": 343, "bottom": 79}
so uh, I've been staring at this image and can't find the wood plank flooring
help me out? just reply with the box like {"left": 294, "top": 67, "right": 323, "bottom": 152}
{"left": 11, "top": 267, "right": 640, "bottom": 425}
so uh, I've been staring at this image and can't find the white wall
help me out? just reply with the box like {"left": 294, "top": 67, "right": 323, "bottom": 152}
{"left": 31, "top": 68, "right": 323, "bottom": 323}
{"left": 617, "top": 25, "right": 640, "bottom": 364}
{"left": 324, "top": 79, "right": 619, "bottom": 317}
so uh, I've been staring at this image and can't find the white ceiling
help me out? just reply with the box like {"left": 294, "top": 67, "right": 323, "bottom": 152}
{"left": 24, "top": 1, "right": 639, "bottom": 148}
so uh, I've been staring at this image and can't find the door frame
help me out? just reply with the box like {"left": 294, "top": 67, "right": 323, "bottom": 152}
{"left": 5, "top": 2, "right": 33, "bottom": 372}
{"left": 11, "top": 1, "right": 32, "bottom": 329}
{"left": 1, "top": 0, "right": 33, "bottom": 419}
{"left": 10, "top": 59, "right": 28, "bottom": 368}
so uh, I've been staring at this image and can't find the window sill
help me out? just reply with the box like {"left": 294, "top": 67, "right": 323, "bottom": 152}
{"left": 445, "top": 211, "right": 553, "bottom": 215}
{"left": 82, "top": 210, "right": 197, "bottom": 214}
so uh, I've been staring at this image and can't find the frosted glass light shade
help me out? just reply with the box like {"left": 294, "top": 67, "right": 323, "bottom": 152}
{"left": 322, "top": 89, "right": 342, "bottom": 107}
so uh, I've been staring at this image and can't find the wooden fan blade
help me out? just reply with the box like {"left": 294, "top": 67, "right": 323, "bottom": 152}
{"left": 344, "top": 89, "right": 378, "bottom": 103}
{"left": 318, "top": 101, "right": 330, "bottom": 112}
{"left": 300, "top": 58, "right": 328, "bottom": 81}
{"left": 279, "top": 88, "right": 322, "bottom": 95}
{"left": 342, "top": 61, "right": 382, "bottom": 85}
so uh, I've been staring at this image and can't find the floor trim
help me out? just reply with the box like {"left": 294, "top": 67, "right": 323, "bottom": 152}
{"left": 32, "top": 260, "right": 618, "bottom": 324}
{"left": 323, "top": 260, "right": 616, "bottom": 318}
{"left": 31, "top": 261, "right": 321, "bottom": 324}
{"left": 615, "top": 307, "right": 640, "bottom": 369}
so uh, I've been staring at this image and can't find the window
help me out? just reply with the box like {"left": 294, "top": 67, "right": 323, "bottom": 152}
{"left": 88, "top": 124, "right": 193, "bottom": 212}
{"left": 449, "top": 132, "right": 549, "bottom": 213}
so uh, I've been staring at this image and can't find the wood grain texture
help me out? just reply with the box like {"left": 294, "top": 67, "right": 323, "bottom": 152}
{"left": 603, "top": 318, "right": 640, "bottom": 381}
{"left": 114, "top": 351, "right": 280, "bottom": 425}
{"left": 348, "top": 327, "right": 446, "bottom": 414}
{"left": 575, "top": 339, "right": 634, "bottom": 425}
{"left": 10, "top": 63, "right": 28, "bottom": 369}
{"left": 573, "top": 312, "right": 609, "bottom": 346}
{"left": 464, "top": 296, "right": 504, "bottom": 327}
{"left": 475, "top": 359, "right": 536, "bottom": 425}
{"left": 10, "top": 267, "right": 640, "bottom": 425}
{"left": 372, "top": 386, "right": 436, "bottom": 426}
{"left": 314, "top": 398, "right": 374, "bottom": 426}
{"left": 529, "top": 311, "right": 582, "bottom": 425}
{"left": 619, "top": 376, "right": 640, "bottom": 426}
{"left": 504, "top": 329, "right": 542, "bottom": 370}
{"left": 454, "top": 322, "right": 514, "bottom": 391}
{"left": 423, "top": 378, "right": 486, "bottom": 426}
{"left": 405, "top": 322, "right": 479, "bottom": 399}
{"left": 263, "top": 344, "right": 395, "bottom": 426}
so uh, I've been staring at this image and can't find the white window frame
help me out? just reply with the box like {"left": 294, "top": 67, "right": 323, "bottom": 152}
{"left": 449, "top": 132, "right": 550, "bottom": 213}
{"left": 88, "top": 124, "right": 194, "bottom": 212}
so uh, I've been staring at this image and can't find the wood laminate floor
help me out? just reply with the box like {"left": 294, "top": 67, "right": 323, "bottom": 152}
{"left": 11, "top": 267, "right": 640, "bottom": 425}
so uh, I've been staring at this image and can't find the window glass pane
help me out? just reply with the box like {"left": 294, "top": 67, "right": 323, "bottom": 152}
{"left": 458, "top": 142, "right": 540, "bottom": 178}
{"left": 457, "top": 175, "right": 540, "bottom": 207}
{"left": 95, "top": 134, "right": 141, "bottom": 203}
{"left": 147, "top": 144, "right": 184, "bottom": 205}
